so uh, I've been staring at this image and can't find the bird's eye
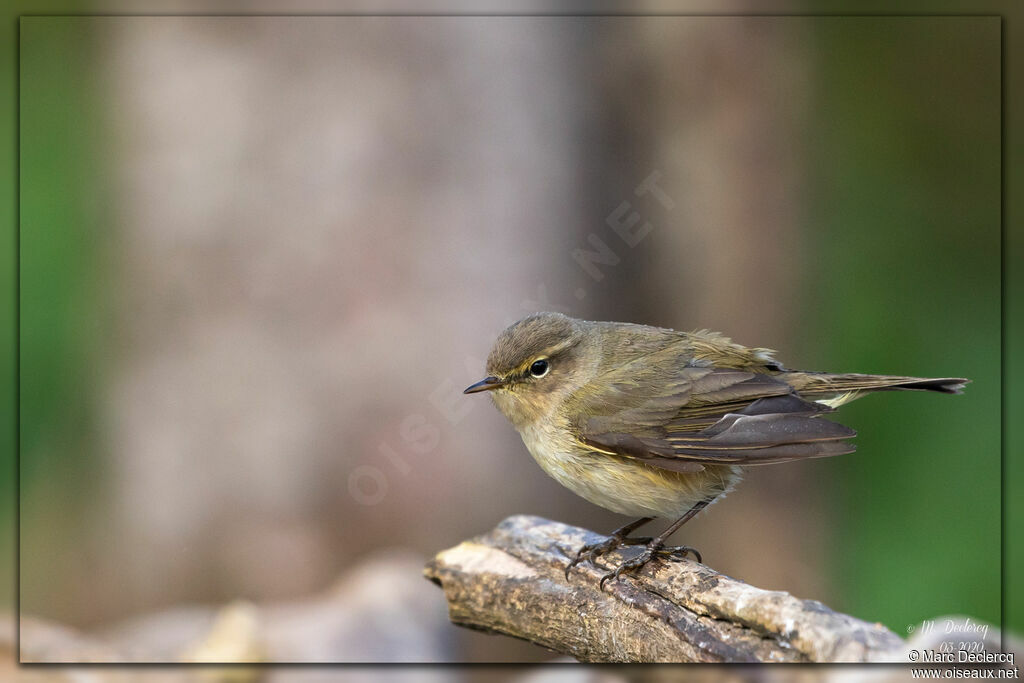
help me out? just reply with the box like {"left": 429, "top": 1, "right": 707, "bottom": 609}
{"left": 529, "top": 359, "right": 550, "bottom": 378}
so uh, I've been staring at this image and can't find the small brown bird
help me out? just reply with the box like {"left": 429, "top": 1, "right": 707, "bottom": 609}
{"left": 464, "top": 312, "right": 968, "bottom": 587}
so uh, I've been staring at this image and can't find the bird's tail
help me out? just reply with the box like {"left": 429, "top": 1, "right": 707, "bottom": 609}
{"left": 785, "top": 372, "right": 969, "bottom": 408}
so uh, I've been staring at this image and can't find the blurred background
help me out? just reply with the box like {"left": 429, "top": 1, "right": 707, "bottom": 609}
{"left": 12, "top": 9, "right": 1005, "bottom": 664}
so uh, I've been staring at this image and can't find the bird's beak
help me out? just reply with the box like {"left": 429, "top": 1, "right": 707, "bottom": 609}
{"left": 463, "top": 376, "right": 506, "bottom": 394}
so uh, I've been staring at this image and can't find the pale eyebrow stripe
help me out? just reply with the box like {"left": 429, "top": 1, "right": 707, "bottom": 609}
{"left": 514, "top": 337, "right": 579, "bottom": 375}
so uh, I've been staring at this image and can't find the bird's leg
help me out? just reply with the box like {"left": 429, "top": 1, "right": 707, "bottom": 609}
{"left": 564, "top": 517, "right": 653, "bottom": 579}
{"left": 599, "top": 498, "right": 713, "bottom": 590}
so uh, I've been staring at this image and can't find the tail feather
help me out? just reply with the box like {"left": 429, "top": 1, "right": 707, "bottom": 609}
{"left": 886, "top": 377, "right": 970, "bottom": 394}
{"left": 785, "top": 372, "right": 970, "bottom": 400}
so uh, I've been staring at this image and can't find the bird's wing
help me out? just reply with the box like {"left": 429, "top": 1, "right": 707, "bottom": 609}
{"left": 567, "top": 347, "right": 856, "bottom": 474}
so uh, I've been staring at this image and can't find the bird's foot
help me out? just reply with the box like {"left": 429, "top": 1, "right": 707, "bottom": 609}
{"left": 597, "top": 543, "right": 702, "bottom": 590}
{"left": 564, "top": 534, "right": 652, "bottom": 580}
{"left": 659, "top": 544, "right": 702, "bottom": 564}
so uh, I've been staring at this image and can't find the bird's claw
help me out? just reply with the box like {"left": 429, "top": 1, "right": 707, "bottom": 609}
{"left": 563, "top": 534, "right": 652, "bottom": 580}
{"left": 598, "top": 548, "right": 655, "bottom": 589}
{"left": 597, "top": 543, "right": 703, "bottom": 590}
{"left": 660, "top": 544, "right": 702, "bottom": 564}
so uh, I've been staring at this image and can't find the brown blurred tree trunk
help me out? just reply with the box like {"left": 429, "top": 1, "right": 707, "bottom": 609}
{"left": 577, "top": 16, "right": 825, "bottom": 599}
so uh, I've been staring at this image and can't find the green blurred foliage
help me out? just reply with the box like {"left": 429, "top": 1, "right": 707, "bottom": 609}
{"left": 20, "top": 17, "right": 107, "bottom": 480}
{"left": 16, "top": 13, "right": 109, "bottom": 613}
{"left": 0, "top": 12, "right": 14, "bottom": 616}
{"left": 997, "top": 0, "right": 1024, "bottom": 644}
{"left": 805, "top": 17, "right": 1001, "bottom": 631}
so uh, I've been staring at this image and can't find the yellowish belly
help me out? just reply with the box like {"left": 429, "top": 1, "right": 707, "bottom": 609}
{"left": 519, "top": 424, "right": 740, "bottom": 518}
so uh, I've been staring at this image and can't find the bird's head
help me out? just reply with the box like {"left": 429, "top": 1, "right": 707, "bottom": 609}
{"left": 464, "top": 312, "right": 593, "bottom": 429}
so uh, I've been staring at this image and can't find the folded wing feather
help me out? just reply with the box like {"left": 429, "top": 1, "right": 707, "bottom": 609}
{"left": 570, "top": 357, "right": 857, "bottom": 474}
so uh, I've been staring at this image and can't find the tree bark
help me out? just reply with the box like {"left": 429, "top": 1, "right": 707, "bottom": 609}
{"left": 424, "top": 515, "right": 906, "bottom": 663}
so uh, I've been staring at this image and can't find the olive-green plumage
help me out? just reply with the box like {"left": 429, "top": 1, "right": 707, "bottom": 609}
{"left": 464, "top": 312, "right": 968, "bottom": 583}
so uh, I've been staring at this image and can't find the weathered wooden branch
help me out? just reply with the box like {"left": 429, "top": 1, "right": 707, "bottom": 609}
{"left": 424, "top": 515, "right": 908, "bottom": 663}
